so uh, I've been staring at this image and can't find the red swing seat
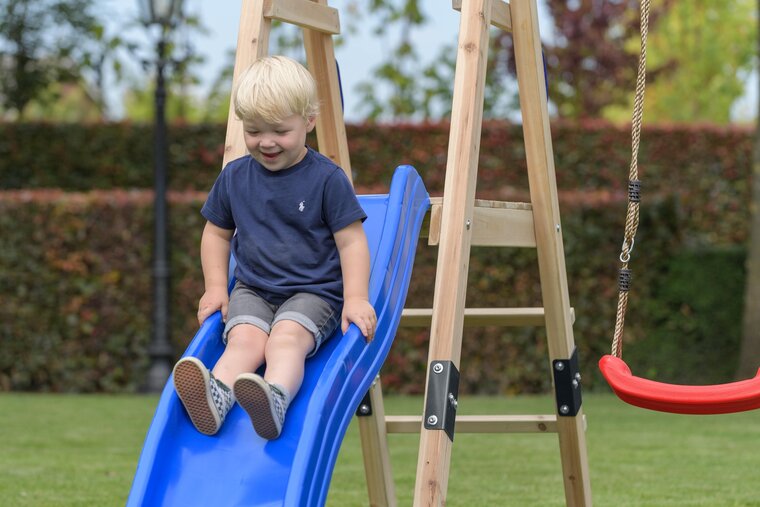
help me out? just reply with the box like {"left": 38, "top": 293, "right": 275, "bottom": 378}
{"left": 599, "top": 354, "right": 760, "bottom": 415}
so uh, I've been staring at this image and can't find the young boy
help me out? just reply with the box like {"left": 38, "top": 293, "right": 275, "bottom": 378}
{"left": 172, "top": 55, "right": 377, "bottom": 440}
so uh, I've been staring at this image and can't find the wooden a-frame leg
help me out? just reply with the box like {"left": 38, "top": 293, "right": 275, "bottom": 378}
{"left": 358, "top": 378, "right": 397, "bottom": 507}
{"left": 412, "top": 0, "right": 493, "bottom": 504}
{"left": 222, "top": 0, "right": 271, "bottom": 167}
{"left": 510, "top": 0, "right": 592, "bottom": 505}
{"left": 302, "top": 0, "right": 353, "bottom": 179}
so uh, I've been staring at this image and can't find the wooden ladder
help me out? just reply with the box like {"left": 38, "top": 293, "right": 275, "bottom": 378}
{"left": 357, "top": 0, "right": 593, "bottom": 505}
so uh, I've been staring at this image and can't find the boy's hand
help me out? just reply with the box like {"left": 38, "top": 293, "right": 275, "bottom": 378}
{"left": 197, "top": 287, "right": 229, "bottom": 325}
{"left": 342, "top": 298, "right": 377, "bottom": 342}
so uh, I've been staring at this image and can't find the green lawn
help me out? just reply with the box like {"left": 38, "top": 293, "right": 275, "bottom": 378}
{"left": 1, "top": 393, "right": 759, "bottom": 506}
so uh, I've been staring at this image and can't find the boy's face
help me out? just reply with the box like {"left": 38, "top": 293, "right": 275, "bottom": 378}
{"left": 242, "top": 114, "right": 316, "bottom": 172}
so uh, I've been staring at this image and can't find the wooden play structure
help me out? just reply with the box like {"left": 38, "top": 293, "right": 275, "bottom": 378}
{"left": 224, "top": 0, "right": 591, "bottom": 504}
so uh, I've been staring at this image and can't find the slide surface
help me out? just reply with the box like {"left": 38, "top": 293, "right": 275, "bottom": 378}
{"left": 128, "top": 165, "right": 429, "bottom": 506}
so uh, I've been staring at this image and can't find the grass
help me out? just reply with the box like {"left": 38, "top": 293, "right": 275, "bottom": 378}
{"left": 1, "top": 393, "right": 760, "bottom": 506}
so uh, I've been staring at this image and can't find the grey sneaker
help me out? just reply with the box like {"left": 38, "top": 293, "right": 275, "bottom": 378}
{"left": 173, "top": 357, "right": 233, "bottom": 435}
{"left": 234, "top": 373, "right": 289, "bottom": 440}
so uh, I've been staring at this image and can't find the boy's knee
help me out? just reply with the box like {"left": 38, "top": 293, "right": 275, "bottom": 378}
{"left": 267, "top": 323, "right": 314, "bottom": 353}
{"left": 227, "top": 323, "right": 267, "bottom": 348}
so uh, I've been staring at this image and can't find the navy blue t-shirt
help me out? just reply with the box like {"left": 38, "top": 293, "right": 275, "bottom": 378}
{"left": 201, "top": 148, "right": 367, "bottom": 312}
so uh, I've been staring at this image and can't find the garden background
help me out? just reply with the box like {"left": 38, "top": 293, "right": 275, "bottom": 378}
{"left": 1, "top": 119, "right": 750, "bottom": 394}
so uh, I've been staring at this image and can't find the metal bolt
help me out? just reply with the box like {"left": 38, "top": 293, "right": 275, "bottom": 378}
{"left": 572, "top": 379, "right": 579, "bottom": 389}
{"left": 358, "top": 404, "right": 370, "bottom": 415}
{"left": 427, "top": 415, "right": 439, "bottom": 426}
{"left": 575, "top": 373, "right": 582, "bottom": 382}
{"left": 433, "top": 363, "right": 444, "bottom": 374}
{"left": 560, "top": 405, "right": 570, "bottom": 415}
{"left": 554, "top": 361, "right": 565, "bottom": 371}
{"left": 466, "top": 219, "right": 471, "bottom": 230}
{"left": 556, "top": 224, "right": 561, "bottom": 232}
{"left": 448, "top": 393, "right": 458, "bottom": 409}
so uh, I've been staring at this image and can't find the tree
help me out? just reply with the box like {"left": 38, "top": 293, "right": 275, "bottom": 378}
{"left": 345, "top": 0, "right": 668, "bottom": 121}
{"left": 0, "top": 0, "right": 118, "bottom": 120}
{"left": 639, "top": 0, "right": 755, "bottom": 124}
{"left": 346, "top": 0, "right": 520, "bottom": 121}
{"left": 737, "top": 0, "right": 760, "bottom": 378}
{"left": 490, "top": 0, "right": 673, "bottom": 120}
{"left": 120, "top": 10, "right": 210, "bottom": 123}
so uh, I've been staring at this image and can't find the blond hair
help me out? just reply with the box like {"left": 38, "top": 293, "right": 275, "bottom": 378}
{"left": 233, "top": 55, "right": 319, "bottom": 123}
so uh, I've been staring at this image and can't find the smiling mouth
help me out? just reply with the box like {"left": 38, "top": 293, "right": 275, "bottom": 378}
{"left": 261, "top": 152, "right": 280, "bottom": 160}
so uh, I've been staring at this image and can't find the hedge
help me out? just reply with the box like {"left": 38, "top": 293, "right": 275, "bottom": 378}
{"left": 0, "top": 121, "right": 752, "bottom": 393}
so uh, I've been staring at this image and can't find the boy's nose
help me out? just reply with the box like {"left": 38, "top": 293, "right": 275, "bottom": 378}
{"left": 259, "top": 136, "right": 276, "bottom": 148}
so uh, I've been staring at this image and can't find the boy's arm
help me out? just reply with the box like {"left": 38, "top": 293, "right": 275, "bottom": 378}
{"left": 198, "top": 221, "right": 234, "bottom": 325}
{"left": 334, "top": 220, "right": 377, "bottom": 341}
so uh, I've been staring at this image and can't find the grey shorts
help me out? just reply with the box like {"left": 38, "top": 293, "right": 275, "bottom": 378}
{"left": 223, "top": 280, "right": 340, "bottom": 357}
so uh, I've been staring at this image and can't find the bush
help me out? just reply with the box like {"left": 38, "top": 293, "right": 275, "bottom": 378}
{"left": 0, "top": 121, "right": 752, "bottom": 393}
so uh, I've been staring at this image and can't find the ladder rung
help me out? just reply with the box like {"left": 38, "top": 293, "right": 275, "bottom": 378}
{"left": 264, "top": 0, "right": 341, "bottom": 34}
{"left": 424, "top": 197, "right": 536, "bottom": 248}
{"left": 386, "top": 415, "right": 557, "bottom": 434}
{"left": 400, "top": 307, "right": 575, "bottom": 327}
{"left": 452, "top": 0, "right": 512, "bottom": 32}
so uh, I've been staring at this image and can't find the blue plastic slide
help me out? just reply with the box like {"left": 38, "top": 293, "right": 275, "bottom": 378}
{"left": 128, "top": 166, "right": 429, "bottom": 506}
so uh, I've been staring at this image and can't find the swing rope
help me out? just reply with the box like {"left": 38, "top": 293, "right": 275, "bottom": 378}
{"left": 612, "top": 0, "right": 650, "bottom": 359}
{"left": 599, "top": 0, "right": 760, "bottom": 415}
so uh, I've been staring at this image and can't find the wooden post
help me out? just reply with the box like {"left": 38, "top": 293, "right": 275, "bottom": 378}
{"left": 510, "top": 0, "right": 592, "bottom": 504}
{"left": 222, "top": 0, "right": 271, "bottom": 167}
{"left": 358, "top": 379, "right": 397, "bottom": 506}
{"left": 303, "top": 0, "right": 352, "bottom": 181}
{"left": 412, "top": 0, "right": 492, "bottom": 504}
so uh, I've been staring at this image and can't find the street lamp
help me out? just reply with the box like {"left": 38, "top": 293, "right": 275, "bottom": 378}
{"left": 138, "top": 0, "right": 184, "bottom": 392}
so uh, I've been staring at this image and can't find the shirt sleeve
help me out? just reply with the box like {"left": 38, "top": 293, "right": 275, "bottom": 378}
{"left": 201, "top": 166, "right": 235, "bottom": 230}
{"left": 322, "top": 168, "right": 367, "bottom": 233}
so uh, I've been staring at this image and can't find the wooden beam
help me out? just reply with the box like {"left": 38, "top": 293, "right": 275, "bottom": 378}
{"left": 452, "top": 0, "right": 512, "bottom": 31}
{"left": 425, "top": 197, "right": 536, "bottom": 247}
{"left": 511, "top": 0, "right": 592, "bottom": 504}
{"left": 387, "top": 414, "right": 558, "bottom": 434}
{"left": 400, "top": 307, "right": 575, "bottom": 327}
{"left": 263, "top": 0, "right": 340, "bottom": 34}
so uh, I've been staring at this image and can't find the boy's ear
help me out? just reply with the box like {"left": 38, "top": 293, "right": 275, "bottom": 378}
{"left": 306, "top": 115, "right": 317, "bottom": 132}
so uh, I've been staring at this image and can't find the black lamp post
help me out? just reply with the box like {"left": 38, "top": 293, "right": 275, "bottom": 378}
{"left": 138, "top": 0, "right": 184, "bottom": 392}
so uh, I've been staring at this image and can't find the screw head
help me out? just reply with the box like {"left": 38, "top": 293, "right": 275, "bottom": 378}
{"left": 560, "top": 405, "right": 570, "bottom": 415}
{"left": 358, "top": 404, "right": 370, "bottom": 415}
{"left": 433, "top": 363, "right": 444, "bottom": 374}
{"left": 427, "top": 415, "right": 439, "bottom": 426}
{"left": 554, "top": 361, "right": 565, "bottom": 371}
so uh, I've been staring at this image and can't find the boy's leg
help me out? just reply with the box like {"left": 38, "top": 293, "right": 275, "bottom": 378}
{"left": 261, "top": 320, "right": 315, "bottom": 395}
{"left": 234, "top": 292, "right": 339, "bottom": 439}
{"left": 234, "top": 321, "right": 313, "bottom": 440}
{"left": 212, "top": 324, "right": 268, "bottom": 387}
{"left": 174, "top": 281, "right": 273, "bottom": 435}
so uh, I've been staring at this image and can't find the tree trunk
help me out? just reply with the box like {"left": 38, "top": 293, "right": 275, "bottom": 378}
{"left": 737, "top": 1, "right": 760, "bottom": 379}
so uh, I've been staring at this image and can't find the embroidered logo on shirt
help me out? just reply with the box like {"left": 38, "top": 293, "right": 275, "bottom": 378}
{"left": 298, "top": 201, "right": 306, "bottom": 212}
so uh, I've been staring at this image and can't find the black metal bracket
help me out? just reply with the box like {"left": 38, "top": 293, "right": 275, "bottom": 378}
{"left": 423, "top": 360, "right": 460, "bottom": 441}
{"left": 356, "top": 390, "right": 373, "bottom": 417}
{"left": 552, "top": 348, "right": 583, "bottom": 417}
